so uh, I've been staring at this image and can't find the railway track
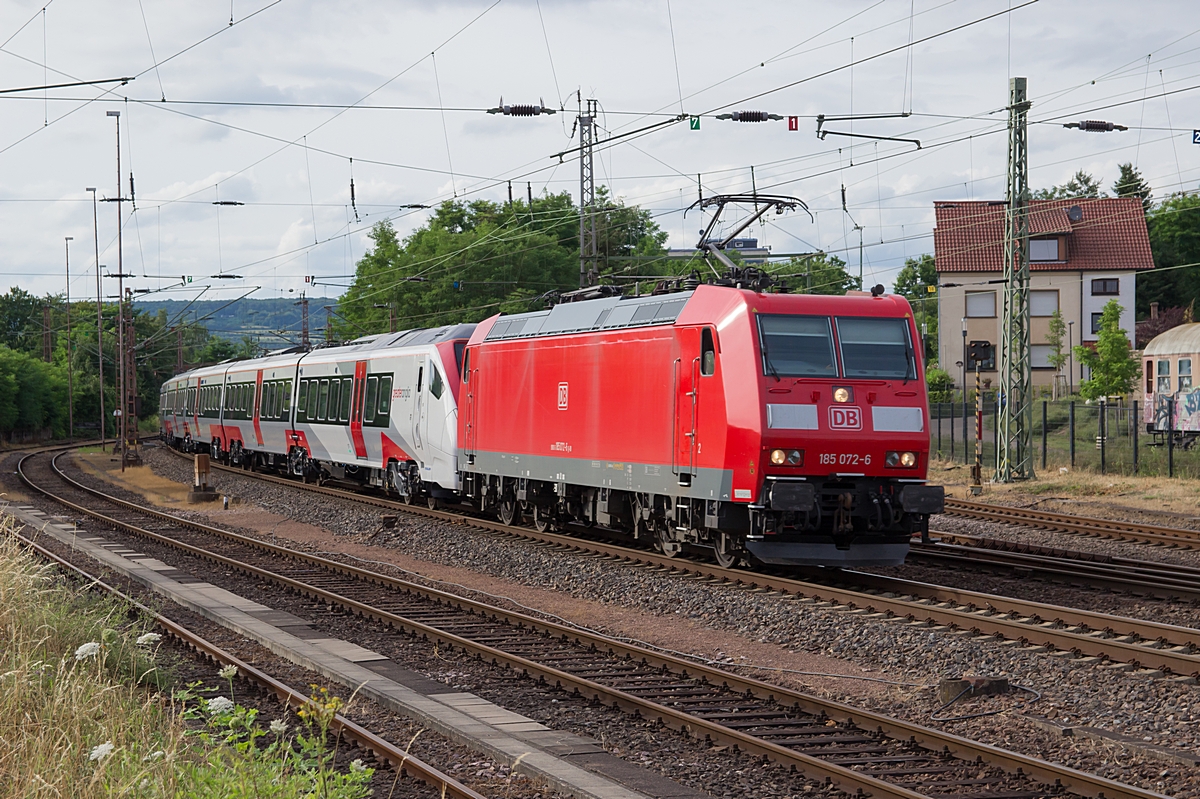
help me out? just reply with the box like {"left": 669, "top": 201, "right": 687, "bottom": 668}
{"left": 165, "top": 446, "right": 1200, "bottom": 679}
{"left": 943, "top": 498, "right": 1200, "bottom": 549}
{"left": 6, "top": 491, "right": 484, "bottom": 799}
{"left": 19, "top": 448, "right": 1176, "bottom": 799}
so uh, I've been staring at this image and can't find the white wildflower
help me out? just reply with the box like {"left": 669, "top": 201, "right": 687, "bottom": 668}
{"left": 350, "top": 759, "right": 367, "bottom": 773}
{"left": 74, "top": 642, "right": 101, "bottom": 660}
{"left": 135, "top": 633, "right": 162, "bottom": 647}
{"left": 206, "top": 696, "right": 234, "bottom": 714}
{"left": 142, "top": 750, "right": 164, "bottom": 762}
{"left": 269, "top": 718, "right": 288, "bottom": 735}
{"left": 217, "top": 665, "right": 238, "bottom": 680}
{"left": 89, "top": 741, "right": 115, "bottom": 761}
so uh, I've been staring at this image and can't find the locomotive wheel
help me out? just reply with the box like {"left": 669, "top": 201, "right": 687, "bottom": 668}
{"left": 713, "top": 532, "right": 741, "bottom": 569}
{"left": 532, "top": 504, "right": 552, "bottom": 533}
{"left": 427, "top": 495, "right": 439, "bottom": 510}
{"left": 654, "top": 521, "right": 681, "bottom": 558}
{"left": 498, "top": 496, "right": 517, "bottom": 526}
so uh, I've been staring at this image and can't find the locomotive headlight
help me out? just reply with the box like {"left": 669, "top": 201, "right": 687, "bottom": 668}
{"left": 770, "top": 449, "right": 804, "bottom": 466}
{"left": 886, "top": 451, "right": 917, "bottom": 468}
{"left": 833, "top": 387, "right": 852, "bottom": 403}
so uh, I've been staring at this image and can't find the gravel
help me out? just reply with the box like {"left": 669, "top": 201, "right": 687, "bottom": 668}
{"left": 126, "top": 446, "right": 1200, "bottom": 797}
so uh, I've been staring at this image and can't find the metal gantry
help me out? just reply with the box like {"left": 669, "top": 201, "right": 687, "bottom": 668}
{"left": 996, "top": 77, "right": 1034, "bottom": 482}
{"left": 578, "top": 97, "right": 598, "bottom": 288}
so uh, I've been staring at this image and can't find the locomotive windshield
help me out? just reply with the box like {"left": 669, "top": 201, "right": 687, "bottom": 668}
{"left": 836, "top": 317, "right": 916, "bottom": 379}
{"left": 757, "top": 315, "right": 837, "bottom": 377}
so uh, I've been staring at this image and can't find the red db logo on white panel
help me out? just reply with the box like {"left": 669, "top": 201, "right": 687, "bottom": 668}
{"left": 557, "top": 382, "right": 569, "bottom": 410}
{"left": 828, "top": 406, "right": 862, "bottom": 430}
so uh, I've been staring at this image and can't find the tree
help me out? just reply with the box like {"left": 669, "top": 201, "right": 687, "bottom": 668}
{"left": 1113, "top": 162, "right": 1152, "bottom": 212}
{"left": 1046, "top": 309, "right": 1068, "bottom": 398}
{"left": 1033, "top": 169, "right": 1103, "bottom": 200}
{"left": 892, "top": 254, "right": 938, "bottom": 360}
{"left": 1075, "top": 299, "right": 1139, "bottom": 400}
{"left": 1135, "top": 305, "right": 1188, "bottom": 348}
{"left": 1137, "top": 192, "right": 1200, "bottom": 318}
{"left": 335, "top": 190, "right": 668, "bottom": 338}
{"left": 786, "top": 252, "right": 858, "bottom": 295}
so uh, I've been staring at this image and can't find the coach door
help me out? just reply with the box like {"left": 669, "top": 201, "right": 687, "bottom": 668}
{"left": 672, "top": 327, "right": 701, "bottom": 486}
{"left": 349, "top": 360, "right": 368, "bottom": 460}
{"left": 411, "top": 359, "right": 425, "bottom": 453}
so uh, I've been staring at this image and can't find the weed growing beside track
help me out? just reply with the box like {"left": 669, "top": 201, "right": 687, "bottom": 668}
{"left": 0, "top": 516, "right": 372, "bottom": 798}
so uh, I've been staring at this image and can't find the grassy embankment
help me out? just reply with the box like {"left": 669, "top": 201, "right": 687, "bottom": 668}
{"left": 0, "top": 517, "right": 373, "bottom": 797}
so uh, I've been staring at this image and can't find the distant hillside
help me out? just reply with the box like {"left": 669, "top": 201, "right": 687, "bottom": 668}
{"left": 134, "top": 296, "right": 338, "bottom": 347}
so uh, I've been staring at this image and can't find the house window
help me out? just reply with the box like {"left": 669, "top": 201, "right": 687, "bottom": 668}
{"left": 1031, "top": 344, "right": 1055, "bottom": 369}
{"left": 1091, "top": 312, "right": 1103, "bottom": 334}
{"left": 1030, "top": 239, "right": 1059, "bottom": 261}
{"left": 1180, "top": 359, "right": 1193, "bottom": 393}
{"left": 1030, "top": 290, "right": 1059, "bottom": 317}
{"left": 965, "top": 291, "right": 996, "bottom": 318}
{"left": 1158, "top": 359, "right": 1172, "bottom": 394}
{"left": 1091, "top": 278, "right": 1120, "bottom": 295}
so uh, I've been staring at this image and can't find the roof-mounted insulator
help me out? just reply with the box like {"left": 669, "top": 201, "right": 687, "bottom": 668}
{"left": 1063, "top": 119, "right": 1127, "bottom": 132}
{"left": 716, "top": 110, "right": 783, "bottom": 122}
{"left": 487, "top": 96, "right": 556, "bottom": 116}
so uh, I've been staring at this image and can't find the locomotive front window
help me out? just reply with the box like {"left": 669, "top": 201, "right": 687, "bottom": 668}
{"left": 757, "top": 315, "right": 836, "bottom": 378}
{"left": 836, "top": 317, "right": 916, "bottom": 380}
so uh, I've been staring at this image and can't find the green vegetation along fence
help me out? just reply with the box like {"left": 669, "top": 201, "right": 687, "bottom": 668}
{"left": 930, "top": 399, "right": 1200, "bottom": 479}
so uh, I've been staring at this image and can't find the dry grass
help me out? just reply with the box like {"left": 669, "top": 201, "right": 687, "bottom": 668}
{"left": 0, "top": 518, "right": 374, "bottom": 798}
{"left": 0, "top": 518, "right": 188, "bottom": 796}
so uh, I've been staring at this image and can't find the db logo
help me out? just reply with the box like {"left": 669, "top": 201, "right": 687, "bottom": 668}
{"left": 828, "top": 406, "right": 862, "bottom": 430}
{"left": 557, "top": 382, "right": 569, "bottom": 410}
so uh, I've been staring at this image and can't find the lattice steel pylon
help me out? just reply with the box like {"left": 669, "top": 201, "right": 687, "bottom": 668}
{"left": 578, "top": 97, "right": 598, "bottom": 288}
{"left": 996, "top": 77, "right": 1034, "bottom": 482}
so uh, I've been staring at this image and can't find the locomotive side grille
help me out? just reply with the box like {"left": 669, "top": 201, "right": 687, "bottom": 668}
{"left": 766, "top": 404, "right": 818, "bottom": 430}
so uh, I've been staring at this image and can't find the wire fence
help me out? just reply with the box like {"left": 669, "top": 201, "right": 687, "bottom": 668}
{"left": 930, "top": 398, "right": 1200, "bottom": 479}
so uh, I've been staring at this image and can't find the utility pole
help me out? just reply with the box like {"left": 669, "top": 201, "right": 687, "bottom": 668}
{"left": 42, "top": 305, "right": 51, "bottom": 362}
{"left": 123, "top": 286, "right": 140, "bottom": 466}
{"left": 996, "top": 77, "right": 1034, "bottom": 482}
{"left": 87, "top": 188, "right": 105, "bottom": 451}
{"left": 65, "top": 236, "right": 74, "bottom": 441}
{"left": 577, "top": 94, "right": 598, "bottom": 288}
{"left": 297, "top": 293, "right": 310, "bottom": 349}
{"left": 103, "top": 110, "right": 132, "bottom": 469}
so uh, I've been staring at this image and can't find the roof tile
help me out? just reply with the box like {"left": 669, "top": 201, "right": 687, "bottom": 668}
{"left": 933, "top": 197, "right": 1153, "bottom": 272}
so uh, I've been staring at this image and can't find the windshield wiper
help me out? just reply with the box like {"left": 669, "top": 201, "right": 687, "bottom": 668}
{"left": 760, "top": 334, "right": 782, "bottom": 382}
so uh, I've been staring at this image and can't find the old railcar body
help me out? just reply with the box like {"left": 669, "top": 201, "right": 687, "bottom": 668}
{"left": 1142, "top": 323, "right": 1200, "bottom": 444}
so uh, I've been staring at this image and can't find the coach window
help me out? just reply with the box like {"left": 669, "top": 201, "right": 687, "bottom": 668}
{"left": 1180, "top": 359, "right": 1193, "bottom": 393}
{"left": 328, "top": 379, "right": 341, "bottom": 423}
{"left": 378, "top": 376, "right": 392, "bottom": 424}
{"left": 429, "top": 366, "right": 444, "bottom": 399}
{"left": 364, "top": 376, "right": 378, "bottom": 423}
{"left": 297, "top": 380, "right": 308, "bottom": 416}
{"left": 701, "top": 328, "right": 716, "bottom": 376}
{"left": 1146, "top": 361, "right": 1153, "bottom": 394}
{"left": 317, "top": 379, "right": 330, "bottom": 421}
{"left": 283, "top": 380, "right": 292, "bottom": 415}
{"left": 339, "top": 377, "right": 353, "bottom": 422}
{"left": 1157, "top": 360, "right": 1172, "bottom": 394}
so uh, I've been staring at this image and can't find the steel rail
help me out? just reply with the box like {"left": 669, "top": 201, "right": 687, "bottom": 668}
{"left": 167, "top": 448, "right": 1200, "bottom": 676}
{"left": 22, "top": 449, "right": 1177, "bottom": 799}
{"left": 6, "top": 523, "right": 486, "bottom": 799}
{"left": 909, "top": 541, "right": 1200, "bottom": 602}
{"left": 943, "top": 498, "right": 1200, "bottom": 549}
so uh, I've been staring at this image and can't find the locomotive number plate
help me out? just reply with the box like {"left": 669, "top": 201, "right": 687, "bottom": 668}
{"left": 818, "top": 453, "right": 872, "bottom": 466}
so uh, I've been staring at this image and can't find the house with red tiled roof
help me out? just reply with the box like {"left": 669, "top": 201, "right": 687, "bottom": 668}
{"left": 933, "top": 197, "right": 1153, "bottom": 391}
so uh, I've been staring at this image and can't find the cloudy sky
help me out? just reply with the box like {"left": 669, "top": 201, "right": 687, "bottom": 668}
{"left": 1, "top": 0, "right": 1197, "bottom": 307}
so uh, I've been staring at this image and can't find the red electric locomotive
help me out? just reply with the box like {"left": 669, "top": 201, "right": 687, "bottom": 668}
{"left": 456, "top": 279, "right": 943, "bottom": 568}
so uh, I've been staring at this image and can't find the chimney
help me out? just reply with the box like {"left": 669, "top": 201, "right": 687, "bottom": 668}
{"left": 1151, "top": 301, "right": 1159, "bottom": 319}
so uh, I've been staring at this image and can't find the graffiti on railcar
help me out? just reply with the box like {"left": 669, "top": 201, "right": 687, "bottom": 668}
{"left": 1152, "top": 389, "right": 1200, "bottom": 431}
